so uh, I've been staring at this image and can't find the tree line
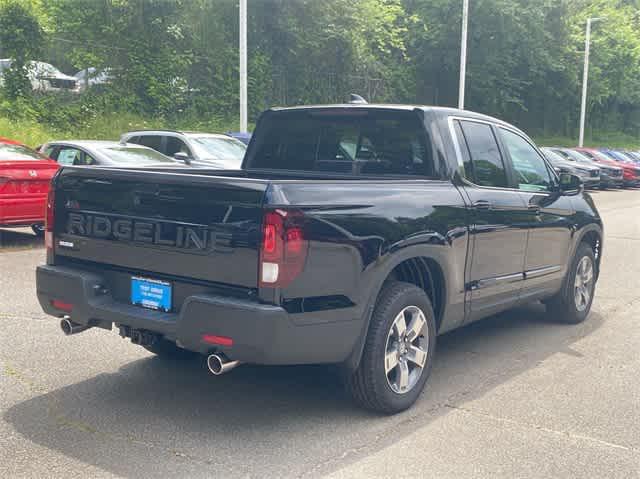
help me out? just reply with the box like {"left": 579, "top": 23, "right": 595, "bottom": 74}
{"left": 1, "top": 0, "right": 640, "bottom": 141}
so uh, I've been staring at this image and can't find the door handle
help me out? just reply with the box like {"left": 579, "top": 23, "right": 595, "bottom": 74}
{"left": 472, "top": 200, "right": 493, "bottom": 210}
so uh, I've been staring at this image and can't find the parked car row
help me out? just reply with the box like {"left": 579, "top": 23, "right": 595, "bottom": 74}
{"left": 2, "top": 114, "right": 638, "bottom": 245}
{"left": 37, "top": 130, "right": 248, "bottom": 168}
{"left": 1, "top": 129, "right": 249, "bottom": 235}
{"left": 541, "top": 146, "right": 640, "bottom": 188}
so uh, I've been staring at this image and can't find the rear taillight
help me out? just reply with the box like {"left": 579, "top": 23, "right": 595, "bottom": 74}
{"left": 45, "top": 186, "right": 55, "bottom": 255}
{"left": 259, "top": 209, "right": 308, "bottom": 288}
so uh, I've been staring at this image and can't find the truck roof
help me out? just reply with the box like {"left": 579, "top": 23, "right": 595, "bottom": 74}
{"left": 268, "top": 103, "right": 514, "bottom": 128}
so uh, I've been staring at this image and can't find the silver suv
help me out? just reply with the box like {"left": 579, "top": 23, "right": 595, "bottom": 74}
{"left": 120, "top": 130, "right": 247, "bottom": 169}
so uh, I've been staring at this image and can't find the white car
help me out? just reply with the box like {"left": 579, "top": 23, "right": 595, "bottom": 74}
{"left": 74, "top": 67, "right": 113, "bottom": 92}
{"left": 120, "top": 130, "right": 247, "bottom": 168}
{"left": 0, "top": 59, "right": 77, "bottom": 93}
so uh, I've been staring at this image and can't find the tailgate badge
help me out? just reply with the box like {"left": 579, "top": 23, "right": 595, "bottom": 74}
{"left": 29, "top": 170, "right": 37, "bottom": 177}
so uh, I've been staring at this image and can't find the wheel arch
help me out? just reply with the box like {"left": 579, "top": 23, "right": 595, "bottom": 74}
{"left": 573, "top": 224, "right": 603, "bottom": 278}
{"left": 342, "top": 250, "right": 450, "bottom": 374}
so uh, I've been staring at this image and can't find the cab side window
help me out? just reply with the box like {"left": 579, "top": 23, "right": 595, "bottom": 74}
{"left": 457, "top": 120, "right": 508, "bottom": 188}
{"left": 500, "top": 128, "right": 553, "bottom": 192}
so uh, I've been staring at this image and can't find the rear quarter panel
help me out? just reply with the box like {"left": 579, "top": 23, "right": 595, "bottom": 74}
{"left": 265, "top": 180, "right": 470, "bottom": 332}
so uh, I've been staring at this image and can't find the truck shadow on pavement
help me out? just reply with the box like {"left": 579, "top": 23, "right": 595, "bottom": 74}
{"left": 0, "top": 228, "right": 43, "bottom": 250}
{"left": 5, "top": 303, "right": 603, "bottom": 477}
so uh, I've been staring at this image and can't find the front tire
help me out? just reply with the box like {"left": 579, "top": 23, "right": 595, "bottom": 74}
{"left": 545, "top": 243, "right": 596, "bottom": 324}
{"left": 346, "top": 282, "right": 437, "bottom": 414}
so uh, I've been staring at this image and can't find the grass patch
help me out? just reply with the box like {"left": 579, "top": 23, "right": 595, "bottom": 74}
{"left": 0, "top": 113, "right": 239, "bottom": 148}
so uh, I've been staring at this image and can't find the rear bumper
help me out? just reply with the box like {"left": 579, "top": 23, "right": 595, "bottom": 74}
{"left": 36, "top": 264, "right": 363, "bottom": 365}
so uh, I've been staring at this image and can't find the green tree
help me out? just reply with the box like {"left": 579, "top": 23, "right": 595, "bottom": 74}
{"left": 0, "top": 1, "right": 44, "bottom": 99}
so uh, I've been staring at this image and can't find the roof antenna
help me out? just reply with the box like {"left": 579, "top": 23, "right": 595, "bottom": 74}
{"left": 348, "top": 94, "right": 368, "bottom": 104}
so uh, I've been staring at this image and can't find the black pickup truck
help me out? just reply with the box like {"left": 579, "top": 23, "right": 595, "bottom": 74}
{"left": 36, "top": 104, "right": 603, "bottom": 413}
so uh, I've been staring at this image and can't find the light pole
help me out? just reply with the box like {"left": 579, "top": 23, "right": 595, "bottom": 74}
{"left": 239, "top": 0, "right": 248, "bottom": 133}
{"left": 458, "top": 0, "right": 469, "bottom": 109}
{"left": 579, "top": 17, "right": 603, "bottom": 147}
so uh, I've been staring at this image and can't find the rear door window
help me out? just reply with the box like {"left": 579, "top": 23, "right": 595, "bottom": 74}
{"left": 135, "top": 135, "right": 163, "bottom": 153}
{"left": 248, "top": 110, "right": 434, "bottom": 177}
{"left": 57, "top": 147, "right": 83, "bottom": 166}
{"left": 457, "top": 120, "right": 508, "bottom": 188}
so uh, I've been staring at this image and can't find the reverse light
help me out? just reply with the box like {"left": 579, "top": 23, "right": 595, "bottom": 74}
{"left": 261, "top": 262, "right": 279, "bottom": 284}
{"left": 259, "top": 210, "right": 308, "bottom": 288}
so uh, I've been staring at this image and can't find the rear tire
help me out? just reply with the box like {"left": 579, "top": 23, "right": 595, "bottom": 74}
{"left": 346, "top": 281, "right": 437, "bottom": 414}
{"left": 144, "top": 338, "right": 198, "bottom": 360}
{"left": 545, "top": 243, "right": 596, "bottom": 324}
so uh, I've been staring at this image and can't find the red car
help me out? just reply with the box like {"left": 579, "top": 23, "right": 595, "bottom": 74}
{"left": 0, "top": 137, "right": 59, "bottom": 235}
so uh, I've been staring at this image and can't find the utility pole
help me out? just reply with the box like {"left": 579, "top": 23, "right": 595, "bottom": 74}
{"left": 239, "top": 0, "right": 248, "bottom": 133}
{"left": 458, "top": 0, "right": 469, "bottom": 109}
{"left": 579, "top": 17, "right": 603, "bottom": 147}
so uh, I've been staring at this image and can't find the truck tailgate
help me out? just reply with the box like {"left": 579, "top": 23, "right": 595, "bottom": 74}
{"left": 52, "top": 168, "right": 267, "bottom": 288}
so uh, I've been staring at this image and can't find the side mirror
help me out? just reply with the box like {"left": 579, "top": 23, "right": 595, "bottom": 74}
{"left": 173, "top": 151, "right": 192, "bottom": 165}
{"left": 558, "top": 172, "right": 583, "bottom": 195}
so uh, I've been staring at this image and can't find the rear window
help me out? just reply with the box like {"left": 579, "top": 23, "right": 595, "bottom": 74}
{"left": 248, "top": 110, "right": 434, "bottom": 176}
{"left": 0, "top": 143, "right": 45, "bottom": 161}
{"left": 97, "top": 146, "right": 175, "bottom": 165}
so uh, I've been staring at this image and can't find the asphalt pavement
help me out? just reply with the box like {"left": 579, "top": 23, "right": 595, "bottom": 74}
{"left": 1, "top": 189, "right": 639, "bottom": 478}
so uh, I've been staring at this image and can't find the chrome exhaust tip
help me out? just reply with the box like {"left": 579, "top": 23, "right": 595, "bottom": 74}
{"left": 207, "top": 353, "right": 241, "bottom": 376}
{"left": 60, "top": 318, "right": 90, "bottom": 336}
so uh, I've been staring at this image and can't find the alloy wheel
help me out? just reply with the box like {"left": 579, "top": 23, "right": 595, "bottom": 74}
{"left": 384, "top": 305, "right": 429, "bottom": 394}
{"left": 574, "top": 256, "right": 594, "bottom": 312}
